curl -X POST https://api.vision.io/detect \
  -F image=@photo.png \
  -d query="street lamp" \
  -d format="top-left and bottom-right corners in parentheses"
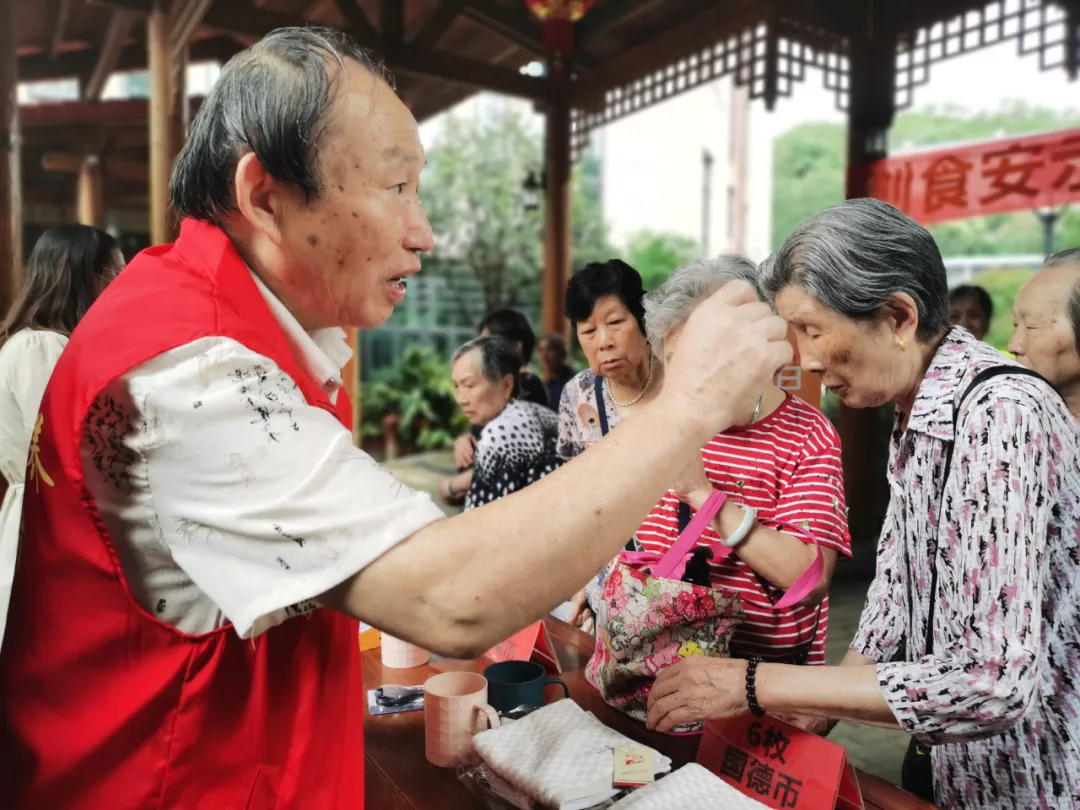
top-left (523, 169), bottom-right (545, 212)
top-left (1033, 205), bottom-right (1069, 258)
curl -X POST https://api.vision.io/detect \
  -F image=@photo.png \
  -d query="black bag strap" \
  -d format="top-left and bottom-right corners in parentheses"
top-left (594, 374), bottom-right (610, 436)
top-left (595, 374), bottom-right (639, 552)
top-left (918, 365), bottom-right (1054, 657)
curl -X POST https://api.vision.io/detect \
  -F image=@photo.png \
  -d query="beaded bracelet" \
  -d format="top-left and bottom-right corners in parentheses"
top-left (745, 657), bottom-right (766, 717)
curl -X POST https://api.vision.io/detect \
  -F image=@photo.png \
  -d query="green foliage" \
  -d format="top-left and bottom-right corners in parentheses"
top-left (361, 346), bottom-right (468, 450)
top-left (422, 105), bottom-right (615, 313)
top-left (623, 231), bottom-right (702, 290)
top-left (772, 101), bottom-right (1080, 252)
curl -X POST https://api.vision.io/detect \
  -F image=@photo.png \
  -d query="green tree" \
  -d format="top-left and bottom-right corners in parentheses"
top-left (623, 231), bottom-right (701, 290)
top-left (772, 101), bottom-right (1080, 252)
top-left (421, 106), bottom-right (614, 314)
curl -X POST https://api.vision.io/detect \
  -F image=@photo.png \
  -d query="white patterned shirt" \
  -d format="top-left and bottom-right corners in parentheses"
top-left (852, 328), bottom-right (1080, 809)
top-left (81, 272), bottom-right (446, 639)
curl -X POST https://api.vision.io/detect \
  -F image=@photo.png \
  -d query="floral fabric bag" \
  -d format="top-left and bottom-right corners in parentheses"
top-left (585, 491), bottom-right (823, 734)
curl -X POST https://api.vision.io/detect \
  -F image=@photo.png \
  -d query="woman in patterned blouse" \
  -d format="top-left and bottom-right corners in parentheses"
top-left (647, 199), bottom-right (1080, 810)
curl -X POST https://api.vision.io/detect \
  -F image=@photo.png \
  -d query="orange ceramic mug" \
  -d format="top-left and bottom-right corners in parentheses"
top-left (424, 671), bottom-right (501, 768)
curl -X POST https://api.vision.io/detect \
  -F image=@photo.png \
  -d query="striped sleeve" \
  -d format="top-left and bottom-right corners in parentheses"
top-left (771, 412), bottom-right (851, 556)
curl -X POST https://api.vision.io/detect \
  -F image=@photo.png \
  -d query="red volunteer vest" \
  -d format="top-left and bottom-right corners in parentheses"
top-left (0, 219), bottom-right (365, 809)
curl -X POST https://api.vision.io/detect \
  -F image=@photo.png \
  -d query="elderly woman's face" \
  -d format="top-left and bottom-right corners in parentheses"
top-left (452, 350), bottom-right (513, 427)
top-left (575, 295), bottom-right (648, 379)
top-left (949, 295), bottom-right (989, 340)
top-left (775, 285), bottom-right (906, 409)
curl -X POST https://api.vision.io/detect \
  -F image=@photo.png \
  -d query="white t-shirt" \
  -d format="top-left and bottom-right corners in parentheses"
top-left (81, 273), bottom-right (446, 638)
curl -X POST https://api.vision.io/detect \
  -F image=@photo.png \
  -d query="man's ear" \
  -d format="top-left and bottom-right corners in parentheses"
top-left (232, 152), bottom-right (285, 244)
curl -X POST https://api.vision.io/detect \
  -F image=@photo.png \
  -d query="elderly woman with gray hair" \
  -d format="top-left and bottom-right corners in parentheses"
top-left (647, 199), bottom-right (1080, 810)
top-left (612, 256), bottom-right (850, 666)
top-left (441, 336), bottom-right (563, 510)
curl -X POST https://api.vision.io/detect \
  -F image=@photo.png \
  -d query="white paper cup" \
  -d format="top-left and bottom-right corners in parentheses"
top-left (381, 634), bottom-right (430, 668)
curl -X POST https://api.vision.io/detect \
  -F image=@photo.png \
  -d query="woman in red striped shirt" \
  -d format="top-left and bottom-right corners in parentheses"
top-left (634, 256), bottom-right (850, 667)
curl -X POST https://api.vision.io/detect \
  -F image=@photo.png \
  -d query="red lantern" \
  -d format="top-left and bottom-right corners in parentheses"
top-left (524, 0), bottom-right (595, 22)
top-left (525, 0), bottom-right (595, 55)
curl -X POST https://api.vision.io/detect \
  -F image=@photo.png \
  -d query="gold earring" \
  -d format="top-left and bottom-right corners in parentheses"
top-left (898, 339), bottom-right (907, 352)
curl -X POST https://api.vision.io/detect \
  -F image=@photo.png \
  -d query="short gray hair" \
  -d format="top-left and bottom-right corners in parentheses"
top-left (643, 255), bottom-right (761, 357)
top-left (1044, 248), bottom-right (1080, 354)
top-left (452, 336), bottom-right (521, 396)
top-left (171, 27), bottom-right (392, 225)
top-left (761, 198), bottom-right (949, 340)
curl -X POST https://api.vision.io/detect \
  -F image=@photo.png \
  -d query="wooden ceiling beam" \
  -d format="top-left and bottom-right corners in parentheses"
top-left (462, 0), bottom-right (597, 69)
top-left (170, 0), bottom-right (216, 60)
top-left (21, 96), bottom-right (204, 128)
top-left (83, 10), bottom-right (140, 100)
top-left (50, 0), bottom-right (75, 58)
top-left (42, 151), bottom-right (149, 183)
top-left (19, 36), bottom-right (241, 83)
top-left (409, 0), bottom-right (465, 49)
top-left (575, 0), bottom-right (661, 47)
top-left (381, 0), bottom-right (404, 48)
top-left (335, 0), bottom-right (380, 47)
top-left (572, 1), bottom-right (768, 106)
top-left (92, 0), bottom-right (549, 101)
top-left (461, 0), bottom-right (543, 57)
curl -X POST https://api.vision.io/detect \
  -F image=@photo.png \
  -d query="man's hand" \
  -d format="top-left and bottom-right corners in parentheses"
top-left (454, 433), bottom-right (477, 469)
top-left (661, 281), bottom-right (792, 439)
top-left (671, 456), bottom-right (713, 512)
top-left (646, 657), bottom-right (750, 733)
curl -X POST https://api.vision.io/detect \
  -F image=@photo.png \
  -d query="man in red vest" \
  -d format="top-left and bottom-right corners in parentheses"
top-left (0, 27), bottom-right (791, 809)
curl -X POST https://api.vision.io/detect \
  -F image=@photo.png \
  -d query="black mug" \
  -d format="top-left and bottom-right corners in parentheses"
top-left (483, 661), bottom-right (569, 715)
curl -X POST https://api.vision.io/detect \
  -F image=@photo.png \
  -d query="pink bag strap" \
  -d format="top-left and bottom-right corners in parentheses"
top-left (649, 490), bottom-right (825, 611)
top-left (651, 491), bottom-right (727, 579)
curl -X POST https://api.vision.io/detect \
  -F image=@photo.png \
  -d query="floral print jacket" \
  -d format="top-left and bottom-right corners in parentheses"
top-left (851, 328), bottom-right (1080, 809)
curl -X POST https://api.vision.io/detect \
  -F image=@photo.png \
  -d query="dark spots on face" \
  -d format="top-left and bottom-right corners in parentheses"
top-left (351, 211), bottom-right (359, 218)
top-left (306, 234), bottom-right (319, 247)
top-left (366, 256), bottom-right (373, 261)
top-left (337, 184), bottom-right (345, 192)
top-left (830, 348), bottom-right (852, 366)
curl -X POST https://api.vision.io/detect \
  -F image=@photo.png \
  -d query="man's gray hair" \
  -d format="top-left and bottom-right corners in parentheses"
top-left (452, 336), bottom-right (522, 397)
top-left (643, 255), bottom-right (761, 358)
top-left (761, 198), bottom-right (950, 340)
top-left (1044, 247), bottom-right (1080, 354)
top-left (170, 27), bottom-right (392, 225)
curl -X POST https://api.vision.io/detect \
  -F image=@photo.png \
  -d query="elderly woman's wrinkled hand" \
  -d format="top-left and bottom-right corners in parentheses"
top-left (646, 656), bottom-right (750, 733)
top-left (662, 281), bottom-right (792, 438)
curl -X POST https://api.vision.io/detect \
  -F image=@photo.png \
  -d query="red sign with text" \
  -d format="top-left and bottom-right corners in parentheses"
top-left (866, 127), bottom-right (1080, 224)
top-left (485, 621), bottom-right (562, 674)
top-left (697, 715), bottom-right (863, 810)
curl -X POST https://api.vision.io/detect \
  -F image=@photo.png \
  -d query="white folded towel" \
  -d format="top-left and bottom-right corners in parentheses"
top-left (610, 763), bottom-right (769, 809)
top-left (472, 700), bottom-right (672, 810)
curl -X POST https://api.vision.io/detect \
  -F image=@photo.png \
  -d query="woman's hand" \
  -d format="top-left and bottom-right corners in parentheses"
top-left (671, 456), bottom-right (712, 511)
top-left (646, 657), bottom-right (749, 732)
top-left (566, 589), bottom-right (594, 631)
top-left (453, 433), bottom-right (477, 469)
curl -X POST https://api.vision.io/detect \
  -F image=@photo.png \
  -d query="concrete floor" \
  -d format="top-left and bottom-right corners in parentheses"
top-left (384, 450), bottom-right (908, 786)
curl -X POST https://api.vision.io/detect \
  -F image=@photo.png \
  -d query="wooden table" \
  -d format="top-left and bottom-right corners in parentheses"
top-left (363, 618), bottom-right (937, 809)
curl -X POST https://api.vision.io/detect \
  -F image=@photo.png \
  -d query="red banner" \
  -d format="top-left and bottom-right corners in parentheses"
top-left (866, 127), bottom-right (1080, 224)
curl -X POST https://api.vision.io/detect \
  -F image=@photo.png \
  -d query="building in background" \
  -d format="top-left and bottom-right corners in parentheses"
top-left (595, 78), bottom-right (773, 262)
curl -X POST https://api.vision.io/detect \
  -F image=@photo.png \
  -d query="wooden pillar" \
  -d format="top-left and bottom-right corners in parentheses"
top-left (542, 58), bottom-right (572, 338)
top-left (841, 6), bottom-right (898, 553)
top-left (76, 156), bottom-right (104, 228)
top-left (342, 327), bottom-right (364, 447)
top-left (148, 0), bottom-right (172, 245)
top-left (0, 0), bottom-right (22, 313)
top-left (167, 44), bottom-right (189, 241)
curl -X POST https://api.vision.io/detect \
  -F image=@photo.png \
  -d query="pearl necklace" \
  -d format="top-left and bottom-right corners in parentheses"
top-left (607, 359), bottom-right (654, 408)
